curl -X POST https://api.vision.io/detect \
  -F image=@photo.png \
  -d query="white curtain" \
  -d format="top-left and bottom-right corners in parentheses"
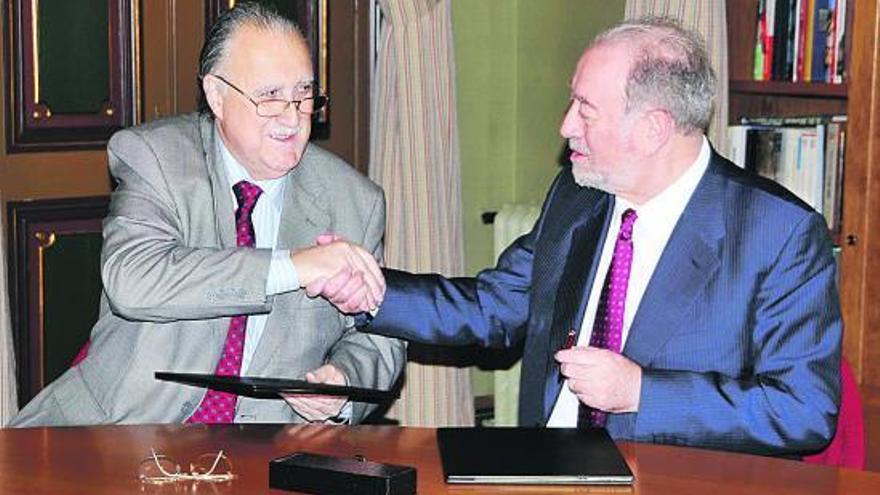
top-left (369, 0), bottom-right (473, 426)
top-left (0, 192), bottom-right (19, 426)
top-left (625, 0), bottom-right (729, 153)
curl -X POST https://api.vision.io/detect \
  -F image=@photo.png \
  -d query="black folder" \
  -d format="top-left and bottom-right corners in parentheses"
top-left (155, 372), bottom-right (395, 403)
top-left (436, 427), bottom-right (634, 485)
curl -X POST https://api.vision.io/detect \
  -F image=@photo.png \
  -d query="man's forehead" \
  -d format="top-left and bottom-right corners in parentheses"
top-left (256, 78), bottom-right (317, 89)
top-left (569, 46), bottom-right (630, 101)
top-left (222, 27), bottom-right (314, 86)
top-left (567, 63), bottom-right (598, 109)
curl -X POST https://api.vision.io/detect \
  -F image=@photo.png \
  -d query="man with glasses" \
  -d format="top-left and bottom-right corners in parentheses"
top-left (11, 2), bottom-right (403, 427)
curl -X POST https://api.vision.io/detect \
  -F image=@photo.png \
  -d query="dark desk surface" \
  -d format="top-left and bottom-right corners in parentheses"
top-left (1, 424), bottom-right (878, 494)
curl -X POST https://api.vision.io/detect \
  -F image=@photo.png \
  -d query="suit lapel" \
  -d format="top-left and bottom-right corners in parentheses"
top-left (623, 155), bottom-right (727, 365)
top-left (541, 191), bottom-right (612, 419)
top-left (198, 117), bottom-right (241, 348)
top-left (201, 117), bottom-right (237, 249)
top-left (275, 148), bottom-right (333, 251)
top-left (246, 147), bottom-right (333, 375)
top-left (548, 199), bottom-right (613, 348)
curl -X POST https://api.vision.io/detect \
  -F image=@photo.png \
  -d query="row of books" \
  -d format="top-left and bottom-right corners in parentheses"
top-left (726, 115), bottom-right (846, 232)
top-left (752, 0), bottom-right (847, 83)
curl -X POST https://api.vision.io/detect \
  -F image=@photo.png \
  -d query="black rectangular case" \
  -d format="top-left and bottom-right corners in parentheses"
top-left (269, 452), bottom-right (416, 494)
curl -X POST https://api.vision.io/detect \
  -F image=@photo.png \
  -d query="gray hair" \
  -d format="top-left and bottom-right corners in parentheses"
top-left (197, 1), bottom-right (305, 115)
top-left (593, 17), bottom-right (716, 134)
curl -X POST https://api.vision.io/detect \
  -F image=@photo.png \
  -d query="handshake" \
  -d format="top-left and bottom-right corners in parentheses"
top-left (291, 234), bottom-right (385, 314)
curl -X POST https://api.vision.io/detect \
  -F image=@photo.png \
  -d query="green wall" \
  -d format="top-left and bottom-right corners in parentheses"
top-left (452, 0), bottom-right (625, 399)
top-left (453, 0), bottom-right (624, 276)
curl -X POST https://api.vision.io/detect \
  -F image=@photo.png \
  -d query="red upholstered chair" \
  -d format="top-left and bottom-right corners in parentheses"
top-left (70, 341), bottom-right (91, 367)
top-left (804, 357), bottom-right (866, 470)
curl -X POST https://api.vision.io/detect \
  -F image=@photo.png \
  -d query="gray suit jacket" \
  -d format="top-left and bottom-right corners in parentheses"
top-left (11, 113), bottom-right (405, 426)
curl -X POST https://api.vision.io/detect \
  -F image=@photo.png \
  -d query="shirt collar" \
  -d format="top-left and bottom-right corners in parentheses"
top-left (217, 132), bottom-right (286, 211)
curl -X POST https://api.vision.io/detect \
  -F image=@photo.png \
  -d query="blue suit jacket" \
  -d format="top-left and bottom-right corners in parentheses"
top-left (368, 152), bottom-right (841, 456)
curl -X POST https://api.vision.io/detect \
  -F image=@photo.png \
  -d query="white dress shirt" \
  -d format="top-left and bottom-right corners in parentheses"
top-left (547, 138), bottom-right (711, 427)
top-left (219, 140), bottom-right (300, 373)
top-left (221, 140), bottom-right (354, 422)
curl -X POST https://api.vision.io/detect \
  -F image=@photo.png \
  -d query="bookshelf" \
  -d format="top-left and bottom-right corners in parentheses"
top-left (727, 0), bottom-right (880, 388)
top-left (728, 80), bottom-right (847, 98)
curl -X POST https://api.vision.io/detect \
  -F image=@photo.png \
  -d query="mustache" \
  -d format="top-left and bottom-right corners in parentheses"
top-left (269, 125), bottom-right (305, 136)
top-left (567, 141), bottom-right (589, 155)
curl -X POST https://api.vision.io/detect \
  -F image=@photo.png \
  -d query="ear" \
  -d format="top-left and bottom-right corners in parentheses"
top-left (203, 75), bottom-right (225, 119)
top-left (638, 108), bottom-right (674, 155)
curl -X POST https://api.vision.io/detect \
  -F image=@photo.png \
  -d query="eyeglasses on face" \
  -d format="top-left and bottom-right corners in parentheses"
top-left (211, 74), bottom-right (328, 118)
top-left (137, 448), bottom-right (237, 485)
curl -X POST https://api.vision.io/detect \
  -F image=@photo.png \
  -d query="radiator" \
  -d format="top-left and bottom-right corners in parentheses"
top-left (492, 203), bottom-right (540, 426)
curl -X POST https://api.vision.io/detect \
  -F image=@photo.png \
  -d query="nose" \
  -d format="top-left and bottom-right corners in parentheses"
top-left (559, 101), bottom-right (581, 140)
top-left (274, 101), bottom-right (304, 127)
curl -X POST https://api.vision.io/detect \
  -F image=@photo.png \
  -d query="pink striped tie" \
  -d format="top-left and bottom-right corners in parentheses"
top-left (187, 180), bottom-right (262, 423)
top-left (578, 208), bottom-right (637, 428)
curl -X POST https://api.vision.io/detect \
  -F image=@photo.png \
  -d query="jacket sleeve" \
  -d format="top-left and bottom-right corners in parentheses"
top-left (360, 173), bottom-right (568, 350)
top-left (363, 230), bottom-right (536, 350)
top-left (627, 212), bottom-right (842, 456)
top-left (101, 129), bottom-right (273, 322)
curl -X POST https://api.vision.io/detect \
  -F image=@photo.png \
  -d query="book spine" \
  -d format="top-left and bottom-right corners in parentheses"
top-left (727, 125), bottom-right (751, 168)
top-left (832, 126), bottom-right (846, 230)
top-left (803, 0), bottom-right (816, 81)
top-left (755, 0), bottom-right (767, 80)
top-left (833, 0), bottom-right (847, 83)
top-left (795, 0), bottom-right (808, 81)
top-left (811, 125), bottom-right (825, 213)
top-left (822, 121), bottom-right (841, 229)
top-left (766, 0), bottom-right (777, 79)
top-left (827, 0), bottom-right (838, 82)
top-left (811, 0), bottom-right (831, 82)
top-left (773, 0), bottom-right (792, 80)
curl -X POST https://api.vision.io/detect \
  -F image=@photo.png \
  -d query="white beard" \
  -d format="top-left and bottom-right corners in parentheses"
top-left (572, 162), bottom-right (610, 192)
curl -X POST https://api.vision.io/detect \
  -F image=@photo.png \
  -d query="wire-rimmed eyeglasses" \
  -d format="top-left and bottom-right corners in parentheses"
top-left (211, 74), bottom-right (328, 118)
top-left (137, 448), bottom-right (237, 484)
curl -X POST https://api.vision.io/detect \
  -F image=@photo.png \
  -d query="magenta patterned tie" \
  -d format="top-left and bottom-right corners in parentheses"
top-left (578, 208), bottom-right (637, 428)
top-left (187, 180), bottom-right (262, 424)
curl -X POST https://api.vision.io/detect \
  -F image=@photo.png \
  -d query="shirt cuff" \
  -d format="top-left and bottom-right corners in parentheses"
top-left (329, 401), bottom-right (353, 424)
top-left (266, 249), bottom-right (300, 295)
top-left (354, 307), bottom-right (379, 327)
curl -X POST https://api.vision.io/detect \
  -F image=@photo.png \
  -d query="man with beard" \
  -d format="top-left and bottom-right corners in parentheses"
top-left (317, 17), bottom-right (841, 456)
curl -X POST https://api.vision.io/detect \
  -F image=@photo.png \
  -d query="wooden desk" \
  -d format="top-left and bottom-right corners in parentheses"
top-left (0, 424), bottom-right (878, 494)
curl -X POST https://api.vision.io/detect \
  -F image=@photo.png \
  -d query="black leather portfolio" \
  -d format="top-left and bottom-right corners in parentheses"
top-left (155, 372), bottom-right (395, 403)
top-left (269, 452), bottom-right (416, 494)
top-left (436, 427), bottom-right (634, 485)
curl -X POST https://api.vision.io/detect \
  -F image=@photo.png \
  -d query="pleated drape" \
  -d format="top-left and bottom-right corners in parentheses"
top-left (369, 0), bottom-right (473, 426)
top-left (625, 0), bottom-right (729, 153)
top-left (0, 191), bottom-right (19, 426)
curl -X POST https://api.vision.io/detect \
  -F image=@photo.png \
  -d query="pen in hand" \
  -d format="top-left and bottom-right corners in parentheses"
top-left (558, 329), bottom-right (577, 384)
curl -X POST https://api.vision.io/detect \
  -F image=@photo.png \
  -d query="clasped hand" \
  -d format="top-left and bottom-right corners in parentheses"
top-left (292, 234), bottom-right (385, 314)
top-left (556, 346), bottom-right (642, 413)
